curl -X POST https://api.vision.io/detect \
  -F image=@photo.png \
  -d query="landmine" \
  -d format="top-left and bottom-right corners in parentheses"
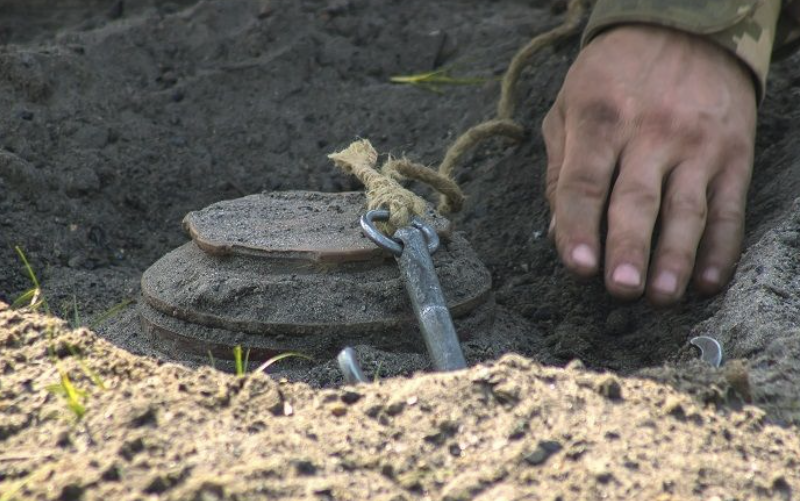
top-left (139, 191), bottom-right (494, 363)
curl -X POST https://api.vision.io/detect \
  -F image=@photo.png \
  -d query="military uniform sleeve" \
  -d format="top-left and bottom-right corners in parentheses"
top-left (775, 0), bottom-right (800, 57)
top-left (581, 0), bottom-right (782, 102)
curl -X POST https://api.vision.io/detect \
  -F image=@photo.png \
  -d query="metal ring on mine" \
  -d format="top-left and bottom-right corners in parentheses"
top-left (360, 209), bottom-right (440, 256)
top-left (361, 209), bottom-right (403, 255)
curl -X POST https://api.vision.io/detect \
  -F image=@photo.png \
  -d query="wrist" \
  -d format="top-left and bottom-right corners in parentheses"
top-left (582, 0), bottom-right (781, 103)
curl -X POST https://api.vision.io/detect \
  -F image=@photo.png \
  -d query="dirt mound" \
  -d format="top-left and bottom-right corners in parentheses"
top-left (2, 305), bottom-right (799, 500)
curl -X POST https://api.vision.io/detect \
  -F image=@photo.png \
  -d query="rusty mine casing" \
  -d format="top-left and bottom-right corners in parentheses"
top-left (139, 191), bottom-right (494, 361)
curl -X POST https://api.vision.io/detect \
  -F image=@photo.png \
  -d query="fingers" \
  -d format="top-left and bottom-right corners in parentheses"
top-left (646, 163), bottom-right (710, 305)
top-left (552, 107), bottom-right (619, 277)
top-left (692, 159), bottom-right (751, 295)
top-left (603, 144), bottom-right (668, 299)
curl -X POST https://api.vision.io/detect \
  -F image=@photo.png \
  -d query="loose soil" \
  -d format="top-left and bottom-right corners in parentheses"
top-left (1, 0), bottom-right (799, 499)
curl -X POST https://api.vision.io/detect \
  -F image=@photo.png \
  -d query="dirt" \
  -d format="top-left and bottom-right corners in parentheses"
top-left (1, 0), bottom-right (800, 499)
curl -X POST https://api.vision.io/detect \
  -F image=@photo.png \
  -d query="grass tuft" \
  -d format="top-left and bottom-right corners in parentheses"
top-left (233, 345), bottom-right (250, 377)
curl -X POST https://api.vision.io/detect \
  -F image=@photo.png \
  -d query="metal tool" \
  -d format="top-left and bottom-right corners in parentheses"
top-left (690, 336), bottom-right (723, 368)
top-left (337, 347), bottom-right (368, 384)
top-left (362, 209), bottom-right (467, 371)
top-left (336, 209), bottom-right (467, 383)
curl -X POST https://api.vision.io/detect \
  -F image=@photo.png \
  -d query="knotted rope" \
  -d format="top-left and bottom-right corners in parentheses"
top-left (329, 0), bottom-right (588, 234)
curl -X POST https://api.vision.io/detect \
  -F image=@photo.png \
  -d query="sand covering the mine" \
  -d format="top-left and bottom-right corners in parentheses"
top-left (1, 303), bottom-right (798, 500)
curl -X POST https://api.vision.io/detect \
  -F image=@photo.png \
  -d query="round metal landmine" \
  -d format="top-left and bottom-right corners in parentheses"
top-left (139, 191), bottom-right (493, 361)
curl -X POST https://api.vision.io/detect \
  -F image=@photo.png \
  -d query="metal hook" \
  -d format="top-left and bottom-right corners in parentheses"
top-left (360, 209), bottom-right (439, 256)
top-left (690, 336), bottom-right (723, 368)
top-left (337, 347), bottom-right (369, 384)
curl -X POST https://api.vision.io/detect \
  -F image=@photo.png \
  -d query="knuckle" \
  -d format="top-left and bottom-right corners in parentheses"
top-left (657, 246), bottom-right (696, 272)
top-left (662, 191), bottom-right (707, 221)
top-left (558, 169), bottom-right (608, 201)
top-left (610, 180), bottom-right (660, 213)
top-left (608, 234), bottom-right (648, 258)
top-left (679, 125), bottom-right (706, 148)
top-left (645, 108), bottom-right (708, 148)
top-left (574, 98), bottom-right (623, 129)
top-left (708, 205), bottom-right (744, 226)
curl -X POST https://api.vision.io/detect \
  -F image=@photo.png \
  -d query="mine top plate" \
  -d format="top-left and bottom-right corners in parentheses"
top-left (183, 191), bottom-right (452, 262)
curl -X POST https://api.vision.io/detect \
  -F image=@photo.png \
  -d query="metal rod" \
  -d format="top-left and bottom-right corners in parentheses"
top-left (394, 225), bottom-right (467, 371)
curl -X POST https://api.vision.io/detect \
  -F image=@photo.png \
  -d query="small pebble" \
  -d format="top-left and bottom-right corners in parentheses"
top-left (663, 396), bottom-right (686, 420)
top-left (604, 309), bottom-right (633, 335)
top-left (565, 359), bottom-right (585, 371)
top-left (340, 390), bottom-right (361, 405)
top-left (595, 375), bottom-right (622, 400)
top-left (385, 401), bottom-right (405, 416)
top-left (522, 440), bottom-right (562, 466)
top-left (56, 430), bottom-right (72, 448)
top-left (330, 404), bottom-right (347, 417)
top-left (60, 483), bottom-right (84, 501)
top-left (724, 359), bottom-right (752, 403)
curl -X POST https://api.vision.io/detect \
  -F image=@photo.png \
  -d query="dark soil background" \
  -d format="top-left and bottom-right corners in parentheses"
top-left (1, 0), bottom-right (800, 499)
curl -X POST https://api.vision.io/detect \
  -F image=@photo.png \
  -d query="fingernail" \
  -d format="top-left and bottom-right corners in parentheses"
top-left (571, 244), bottom-right (596, 270)
top-left (611, 264), bottom-right (641, 288)
top-left (548, 215), bottom-right (556, 236)
top-left (653, 271), bottom-right (678, 295)
top-left (702, 267), bottom-right (721, 286)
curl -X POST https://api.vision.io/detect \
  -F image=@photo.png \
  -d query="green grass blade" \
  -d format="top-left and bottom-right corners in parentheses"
top-left (390, 66), bottom-right (493, 93)
top-left (71, 295), bottom-right (81, 328)
top-left (59, 370), bottom-right (86, 420)
top-left (14, 246), bottom-right (40, 289)
top-left (46, 367), bottom-right (87, 420)
top-left (0, 471), bottom-right (36, 501)
top-left (12, 246), bottom-right (48, 314)
top-left (233, 345), bottom-right (244, 377)
top-left (10, 289), bottom-right (37, 309)
top-left (88, 298), bottom-right (134, 329)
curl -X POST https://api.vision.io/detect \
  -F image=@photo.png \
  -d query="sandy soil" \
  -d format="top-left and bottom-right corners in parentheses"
top-left (1, 0), bottom-right (800, 499)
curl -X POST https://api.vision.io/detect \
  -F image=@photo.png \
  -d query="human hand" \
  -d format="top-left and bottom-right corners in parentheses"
top-left (542, 24), bottom-right (757, 305)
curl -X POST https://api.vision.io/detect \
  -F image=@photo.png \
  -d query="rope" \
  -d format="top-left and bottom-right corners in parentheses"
top-left (497, 0), bottom-right (587, 120)
top-left (328, 140), bottom-right (428, 232)
top-left (330, 0), bottom-right (588, 233)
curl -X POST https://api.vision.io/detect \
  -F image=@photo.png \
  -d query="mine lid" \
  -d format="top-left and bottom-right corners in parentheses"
top-left (183, 191), bottom-right (452, 262)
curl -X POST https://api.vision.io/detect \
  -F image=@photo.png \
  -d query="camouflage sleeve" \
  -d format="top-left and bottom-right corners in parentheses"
top-left (775, 0), bottom-right (800, 57)
top-left (582, 0), bottom-right (782, 102)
